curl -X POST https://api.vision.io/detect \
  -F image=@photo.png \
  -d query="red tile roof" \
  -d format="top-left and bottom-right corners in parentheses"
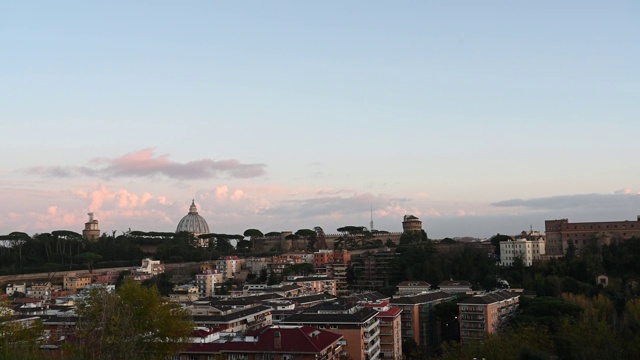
top-left (182, 326), bottom-right (342, 354)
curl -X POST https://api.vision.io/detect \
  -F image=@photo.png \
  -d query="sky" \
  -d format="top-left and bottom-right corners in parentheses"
top-left (1, 1), bottom-right (639, 239)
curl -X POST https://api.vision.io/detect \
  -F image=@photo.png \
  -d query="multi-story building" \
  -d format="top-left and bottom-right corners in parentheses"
top-left (437, 280), bottom-right (472, 294)
top-left (178, 325), bottom-right (344, 360)
top-left (93, 270), bottom-right (120, 284)
top-left (195, 270), bottom-right (224, 298)
top-left (281, 302), bottom-right (381, 360)
top-left (458, 290), bottom-right (520, 344)
top-left (500, 236), bottom-right (545, 267)
top-left (169, 285), bottom-right (200, 302)
top-left (5, 283), bottom-right (26, 297)
top-left (216, 256), bottom-right (244, 280)
top-left (545, 216), bottom-right (640, 256)
top-left (314, 249), bottom-right (351, 267)
top-left (63, 274), bottom-right (92, 293)
top-left (396, 281), bottom-right (432, 296)
top-left (192, 305), bottom-right (273, 333)
top-left (390, 291), bottom-right (455, 350)
top-left (363, 302), bottom-right (403, 360)
top-left (351, 250), bottom-right (397, 292)
top-left (26, 282), bottom-right (52, 300)
top-left (136, 258), bottom-right (164, 276)
top-left (244, 257), bottom-right (270, 275)
top-left (283, 275), bottom-right (337, 296)
top-left (323, 262), bottom-right (350, 295)
top-left (268, 255), bottom-right (298, 275)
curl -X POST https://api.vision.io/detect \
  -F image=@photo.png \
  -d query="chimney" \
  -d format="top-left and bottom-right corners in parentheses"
top-left (274, 331), bottom-right (281, 350)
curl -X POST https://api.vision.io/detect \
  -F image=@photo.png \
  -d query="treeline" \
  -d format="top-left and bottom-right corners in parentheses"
top-left (500, 237), bottom-right (640, 301)
top-left (0, 230), bottom-right (253, 276)
top-left (389, 240), bottom-right (497, 291)
top-left (437, 294), bottom-right (640, 360)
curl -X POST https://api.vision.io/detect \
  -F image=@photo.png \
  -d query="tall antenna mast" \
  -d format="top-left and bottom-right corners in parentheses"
top-left (370, 206), bottom-right (374, 231)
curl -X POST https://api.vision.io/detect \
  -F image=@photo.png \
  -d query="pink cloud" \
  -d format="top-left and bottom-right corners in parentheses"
top-left (25, 148), bottom-right (266, 180)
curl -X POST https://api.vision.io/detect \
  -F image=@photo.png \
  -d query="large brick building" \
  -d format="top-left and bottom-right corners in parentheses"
top-left (545, 216), bottom-right (640, 256)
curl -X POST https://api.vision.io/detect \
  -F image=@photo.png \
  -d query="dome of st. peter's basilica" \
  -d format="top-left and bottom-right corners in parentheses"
top-left (176, 200), bottom-right (210, 237)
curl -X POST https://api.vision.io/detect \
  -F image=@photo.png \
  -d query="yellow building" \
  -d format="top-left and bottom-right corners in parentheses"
top-left (63, 273), bottom-right (92, 293)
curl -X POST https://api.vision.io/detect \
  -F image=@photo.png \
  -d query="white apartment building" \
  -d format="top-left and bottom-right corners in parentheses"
top-left (136, 258), bottom-right (165, 275)
top-left (500, 238), bottom-right (545, 267)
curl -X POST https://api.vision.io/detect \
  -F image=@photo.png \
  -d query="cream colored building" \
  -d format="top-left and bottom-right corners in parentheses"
top-left (195, 270), bottom-right (224, 297)
top-left (169, 285), bottom-right (200, 302)
top-left (500, 237), bottom-right (545, 267)
top-left (136, 258), bottom-right (165, 275)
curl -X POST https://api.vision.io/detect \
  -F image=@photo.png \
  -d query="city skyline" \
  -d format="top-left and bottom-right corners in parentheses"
top-left (1, 2), bottom-right (639, 238)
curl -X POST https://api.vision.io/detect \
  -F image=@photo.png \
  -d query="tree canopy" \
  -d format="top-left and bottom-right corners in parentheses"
top-left (74, 280), bottom-right (193, 360)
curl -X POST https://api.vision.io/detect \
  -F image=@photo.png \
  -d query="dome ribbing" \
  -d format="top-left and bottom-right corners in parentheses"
top-left (176, 200), bottom-right (210, 236)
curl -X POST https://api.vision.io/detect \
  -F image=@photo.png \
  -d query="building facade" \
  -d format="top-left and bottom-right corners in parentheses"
top-left (390, 291), bottom-right (455, 350)
top-left (402, 215), bottom-right (423, 233)
top-left (82, 213), bottom-right (100, 241)
top-left (281, 303), bottom-right (381, 360)
top-left (500, 233), bottom-right (545, 267)
top-left (545, 216), bottom-right (640, 256)
top-left (458, 290), bottom-right (520, 344)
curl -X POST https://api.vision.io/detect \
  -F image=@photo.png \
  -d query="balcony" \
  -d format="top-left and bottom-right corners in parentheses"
top-left (363, 319), bottom-right (380, 332)
top-left (364, 328), bottom-right (380, 343)
top-left (365, 343), bottom-right (381, 359)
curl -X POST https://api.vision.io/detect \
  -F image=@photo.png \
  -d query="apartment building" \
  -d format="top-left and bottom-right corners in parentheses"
top-left (390, 291), bottom-right (455, 350)
top-left (63, 274), bottom-right (92, 294)
top-left (216, 256), bottom-right (244, 280)
top-left (363, 302), bottom-right (403, 360)
top-left (283, 275), bottom-right (337, 296)
top-left (350, 251), bottom-right (397, 292)
top-left (195, 270), bottom-right (224, 298)
top-left (178, 325), bottom-right (344, 360)
top-left (26, 282), bottom-right (53, 300)
top-left (169, 285), bottom-right (200, 302)
top-left (281, 302), bottom-right (381, 360)
top-left (137, 258), bottom-right (165, 276)
top-left (313, 249), bottom-right (351, 267)
top-left (500, 238), bottom-right (545, 267)
top-left (396, 281), bottom-right (432, 296)
top-left (437, 280), bottom-right (472, 294)
top-left (458, 290), bottom-right (520, 343)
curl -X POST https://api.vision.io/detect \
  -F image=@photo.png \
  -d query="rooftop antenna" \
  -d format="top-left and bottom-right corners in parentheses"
top-left (370, 206), bottom-right (374, 231)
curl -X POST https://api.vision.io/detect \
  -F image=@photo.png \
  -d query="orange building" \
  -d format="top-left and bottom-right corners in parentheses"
top-left (313, 249), bottom-right (351, 267)
top-left (63, 274), bottom-right (92, 293)
top-left (458, 290), bottom-right (520, 343)
top-left (363, 302), bottom-right (403, 360)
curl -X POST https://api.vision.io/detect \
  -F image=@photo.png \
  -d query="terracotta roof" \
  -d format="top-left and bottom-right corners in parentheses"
top-left (183, 326), bottom-right (342, 354)
top-left (376, 307), bottom-right (402, 317)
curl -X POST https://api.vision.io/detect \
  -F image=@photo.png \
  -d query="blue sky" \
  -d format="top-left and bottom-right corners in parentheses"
top-left (1, 1), bottom-right (639, 238)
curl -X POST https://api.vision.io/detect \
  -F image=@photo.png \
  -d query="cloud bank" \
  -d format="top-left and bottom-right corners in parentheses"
top-left (26, 149), bottom-right (266, 180)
